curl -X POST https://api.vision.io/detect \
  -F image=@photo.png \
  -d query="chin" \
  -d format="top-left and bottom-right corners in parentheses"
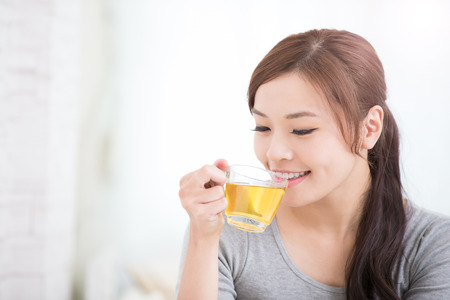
top-left (280, 194), bottom-right (309, 208)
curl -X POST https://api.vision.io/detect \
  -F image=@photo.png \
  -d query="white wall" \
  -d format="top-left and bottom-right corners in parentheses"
top-left (78, 0), bottom-right (450, 297)
top-left (0, 0), bottom-right (80, 299)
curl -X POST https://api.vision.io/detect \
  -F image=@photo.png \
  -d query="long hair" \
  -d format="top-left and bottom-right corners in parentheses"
top-left (248, 29), bottom-right (406, 299)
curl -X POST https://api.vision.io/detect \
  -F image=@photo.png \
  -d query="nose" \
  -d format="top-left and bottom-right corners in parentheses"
top-left (266, 131), bottom-right (294, 162)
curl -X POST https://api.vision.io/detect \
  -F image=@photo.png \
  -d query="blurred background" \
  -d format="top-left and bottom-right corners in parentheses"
top-left (1, 0), bottom-right (449, 299)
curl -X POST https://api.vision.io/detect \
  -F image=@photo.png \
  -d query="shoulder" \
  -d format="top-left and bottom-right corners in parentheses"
top-left (218, 221), bottom-right (249, 280)
top-left (218, 220), bottom-right (279, 280)
top-left (404, 202), bottom-right (450, 247)
top-left (219, 220), bottom-right (249, 257)
top-left (400, 202), bottom-right (450, 297)
top-left (219, 219), bottom-right (280, 257)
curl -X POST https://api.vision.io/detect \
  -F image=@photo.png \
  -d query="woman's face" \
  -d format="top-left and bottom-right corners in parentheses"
top-left (252, 72), bottom-right (368, 207)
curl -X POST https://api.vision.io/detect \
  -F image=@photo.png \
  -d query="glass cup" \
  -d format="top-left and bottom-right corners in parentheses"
top-left (225, 165), bottom-right (288, 233)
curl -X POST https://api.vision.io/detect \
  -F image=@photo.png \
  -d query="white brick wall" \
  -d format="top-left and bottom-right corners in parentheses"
top-left (0, 0), bottom-right (80, 299)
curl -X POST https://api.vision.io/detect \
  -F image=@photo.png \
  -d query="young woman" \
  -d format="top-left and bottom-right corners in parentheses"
top-left (176, 29), bottom-right (450, 299)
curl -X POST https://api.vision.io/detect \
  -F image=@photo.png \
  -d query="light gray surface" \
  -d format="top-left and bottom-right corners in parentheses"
top-left (177, 202), bottom-right (450, 299)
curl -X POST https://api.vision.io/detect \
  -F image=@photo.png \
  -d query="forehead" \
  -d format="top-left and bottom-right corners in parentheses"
top-left (253, 72), bottom-right (333, 119)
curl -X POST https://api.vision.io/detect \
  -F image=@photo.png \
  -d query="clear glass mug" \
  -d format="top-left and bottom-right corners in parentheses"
top-left (225, 165), bottom-right (288, 233)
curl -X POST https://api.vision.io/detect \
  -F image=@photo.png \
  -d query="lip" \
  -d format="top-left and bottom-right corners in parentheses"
top-left (271, 169), bottom-right (310, 188)
top-left (287, 172), bottom-right (309, 187)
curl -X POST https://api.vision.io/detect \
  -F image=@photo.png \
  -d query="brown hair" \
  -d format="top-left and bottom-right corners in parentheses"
top-left (248, 29), bottom-right (406, 299)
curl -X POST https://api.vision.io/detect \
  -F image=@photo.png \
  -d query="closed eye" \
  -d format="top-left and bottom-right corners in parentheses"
top-left (292, 128), bottom-right (317, 135)
top-left (252, 126), bottom-right (270, 132)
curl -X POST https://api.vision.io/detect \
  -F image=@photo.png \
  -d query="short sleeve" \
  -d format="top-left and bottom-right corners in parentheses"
top-left (218, 249), bottom-right (238, 299)
top-left (403, 217), bottom-right (450, 299)
top-left (175, 222), bottom-right (247, 300)
top-left (218, 223), bottom-right (248, 299)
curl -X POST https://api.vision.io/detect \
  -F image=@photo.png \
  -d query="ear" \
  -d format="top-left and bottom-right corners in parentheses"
top-left (361, 105), bottom-right (383, 150)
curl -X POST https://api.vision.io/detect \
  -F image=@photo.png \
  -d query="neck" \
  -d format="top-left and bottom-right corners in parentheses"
top-left (277, 156), bottom-right (371, 240)
top-left (277, 196), bottom-right (363, 240)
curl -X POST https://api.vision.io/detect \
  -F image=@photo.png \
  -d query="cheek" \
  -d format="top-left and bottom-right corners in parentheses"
top-left (253, 135), bottom-right (268, 163)
top-left (310, 138), bottom-right (356, 177)
top-left (302, 134), bottom-right (352, 169)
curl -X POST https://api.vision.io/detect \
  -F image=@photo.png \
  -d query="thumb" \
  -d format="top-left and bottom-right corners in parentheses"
top-left (214, 158), bottom-right (229, 172)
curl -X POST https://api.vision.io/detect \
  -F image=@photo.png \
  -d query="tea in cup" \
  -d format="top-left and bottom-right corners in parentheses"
top-left (225, 165), bottom-right (288, 233)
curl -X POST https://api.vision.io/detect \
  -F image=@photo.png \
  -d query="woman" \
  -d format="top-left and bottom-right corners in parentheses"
top-left (176, 29), bottom-right (450, 299)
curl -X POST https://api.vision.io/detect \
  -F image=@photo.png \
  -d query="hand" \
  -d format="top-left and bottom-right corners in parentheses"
top-left (179, 159), bottom-right (229, 240)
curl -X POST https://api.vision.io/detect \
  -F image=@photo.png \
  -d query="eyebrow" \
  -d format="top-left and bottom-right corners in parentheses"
top-left (252, 108), bottom-right (318, 119)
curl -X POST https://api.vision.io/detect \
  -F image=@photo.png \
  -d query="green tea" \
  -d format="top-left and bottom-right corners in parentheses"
top-left (225, 183), bottom-right (285, 232)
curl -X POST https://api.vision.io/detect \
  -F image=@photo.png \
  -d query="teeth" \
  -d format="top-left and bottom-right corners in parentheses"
top-left (274, 171), bottom-right (309, 179)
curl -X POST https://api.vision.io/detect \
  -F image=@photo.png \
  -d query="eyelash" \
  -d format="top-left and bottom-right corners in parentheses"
top-left (252, 126), bottom-right (270, 132)
top-left (292, 128), bottom-right (317, 135)
top-left (252, 126), bottom-right (317, 136)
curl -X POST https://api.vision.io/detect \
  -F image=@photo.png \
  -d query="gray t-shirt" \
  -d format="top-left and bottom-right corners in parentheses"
top-left (177, 202), bottom-right (450, 299)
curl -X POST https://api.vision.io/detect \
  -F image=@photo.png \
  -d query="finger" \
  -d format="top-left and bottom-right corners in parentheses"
top-left (194, 165), bottom-right (227, 187)
top-left (214, 159), bottom-right (229, 172)
top-left (179, 170), bottom-right (195, 187)
top-left (197, 197), bottom-right (228, 221)
top-left (200, 185), bottom-right (226, 204)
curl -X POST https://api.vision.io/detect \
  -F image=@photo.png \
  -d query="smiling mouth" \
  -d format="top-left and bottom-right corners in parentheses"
top-left (273, 170), bottom-right (311, 180)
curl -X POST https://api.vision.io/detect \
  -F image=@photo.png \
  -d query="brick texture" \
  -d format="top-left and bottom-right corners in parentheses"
top-left (0, 0), bottom-right (80, 299)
